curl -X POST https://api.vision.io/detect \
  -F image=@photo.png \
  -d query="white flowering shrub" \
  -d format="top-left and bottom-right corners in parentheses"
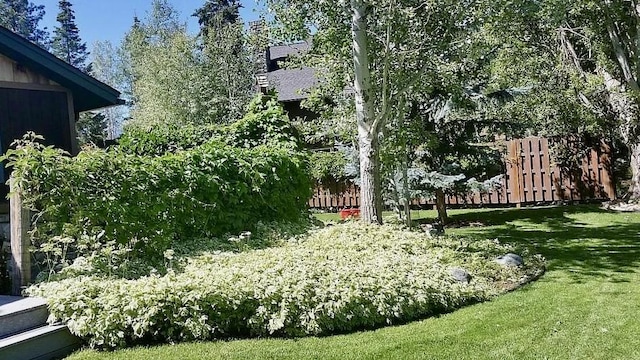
top-left (27, 223), bottom-right (544, 348)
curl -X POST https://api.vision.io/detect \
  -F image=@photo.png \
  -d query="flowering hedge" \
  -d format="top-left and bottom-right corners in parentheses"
top-left (27, 223), bottom-right (545, 348)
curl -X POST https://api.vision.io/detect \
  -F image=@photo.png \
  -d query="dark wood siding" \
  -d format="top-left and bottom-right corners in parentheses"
top-left (0, 88), bottom-right (72, 199)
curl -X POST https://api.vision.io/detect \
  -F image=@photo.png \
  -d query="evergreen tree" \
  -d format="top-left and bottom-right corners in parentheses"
top-left (196, 0), bottom-right (253, 122)
top-left (76, 112), bottom-right (107, 147)
top-left (51, 0), bottom-right (89, 71)
top-left (194, 0), bottom-right (241, 36)
top-left (0, 0), bottom-right (49, 48)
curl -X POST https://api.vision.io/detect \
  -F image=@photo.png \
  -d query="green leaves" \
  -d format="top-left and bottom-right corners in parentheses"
top-left (123, 0), bottom-right (254, 129)
top-left (51, 0), bottom-right (89, 70)
top-left (27, 222), bottom-right (544, 348)
top-left (308, 150), bottom-right (349, 184)
top-left (118, 92), bottom-right (302, 156)
top-left (3, 130), bottom-right (311, 278)
top-left (0, 0), bottom-right (49, 48)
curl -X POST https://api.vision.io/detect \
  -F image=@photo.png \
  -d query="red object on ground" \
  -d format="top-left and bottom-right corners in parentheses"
top-left (339, 208), bottom-right (360, 220)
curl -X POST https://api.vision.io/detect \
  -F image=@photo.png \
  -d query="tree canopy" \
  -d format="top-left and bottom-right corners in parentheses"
top-left (193, 0), bottom-right (242, 35)
top-left (52, 0), bottom-right (89, 71)
top-left (0, 0), bottom-right (49, 47)
top-left (123, 0), bottom-right (253, 129)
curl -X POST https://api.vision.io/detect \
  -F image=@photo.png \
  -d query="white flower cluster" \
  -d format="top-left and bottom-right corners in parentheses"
top-left (27, 223), bottom-right (543, 348)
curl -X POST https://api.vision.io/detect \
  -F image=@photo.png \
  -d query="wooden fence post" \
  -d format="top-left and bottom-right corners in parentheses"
top-left (10, 177), bottom-right (30, 296)
top-left (507, 140), bottom-right (522, 208)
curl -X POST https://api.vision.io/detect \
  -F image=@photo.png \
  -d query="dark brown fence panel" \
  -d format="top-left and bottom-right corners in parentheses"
top-left (308, 137), bottom-right (615, 209)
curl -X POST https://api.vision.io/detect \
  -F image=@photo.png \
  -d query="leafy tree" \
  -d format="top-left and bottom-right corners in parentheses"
top-left (386, 88), bottom-right (514, 225)
top-left (0, 0), bottom-right (49, 47)
top-left (51, 0), bottom-right (89, 71)
top-left (89, 40), bottom-right (128, 139)
top-left (466, 0), bottom-right (640, 201)
top-left (123, 1), bottom-right (201, 128)
top-left (198, 0), bottom-right (253, 123)
top-left (267, 0), bottom-right (488, 223)
top-left (555, 0), bottom-right (640, 201)
top-left (126, 29), bottom-right (209, 128)
top-left (141, 0), bottom-right (184, 44)
top-left (123, 0), bottom-right (253, 129)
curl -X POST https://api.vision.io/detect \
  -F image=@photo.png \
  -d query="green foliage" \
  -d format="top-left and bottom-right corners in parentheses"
top-left (126, 28), bottom-right (217, 128)
top-left (63, 207), bottom-right (640, 360)
top-left (194, 0), bottom-right (242, 35)
top-left (118, 92), bottom-right (301, 156)
top-left (27, 222), bottom-right (544, 348)
top-left (123, 0), bottom-right (253, 129)
top-left (76, 112), bottom-right (107, 147)
top-left (117, 123), bottom-right (220, 156)
top-left (199, 19), bottom-right (254, 124)
top-left (89, 40), bottom-right (129, 138)
top-left (308, 151), bottom-right (348, 184)
top-left (0, 0), bottom-right (49, 47)
top-left (225, 92), bottom-right (301, 148)
top-left (51, 0), bottom-right (89, 71)
top-left (2, 132), bottom-right (311, 277)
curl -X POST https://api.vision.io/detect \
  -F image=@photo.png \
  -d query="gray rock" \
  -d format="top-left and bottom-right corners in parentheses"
top-left (495, 253), bottom-right (524, 267)
top-left (450, 268), bottom-right (472, 283)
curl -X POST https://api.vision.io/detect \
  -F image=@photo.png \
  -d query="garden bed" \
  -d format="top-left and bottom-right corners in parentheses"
top-left (27, 222), bottom-right (545, 349)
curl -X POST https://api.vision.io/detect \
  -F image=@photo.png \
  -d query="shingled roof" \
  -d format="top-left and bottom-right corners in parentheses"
top-left (267, 66), bottom-right (318, 102)
top-left (0, 25), bottom-right (122, 112)
top-left (265, 41), bottom-right (318, 103)
top-left (268, 42), bottom-right (310, 61)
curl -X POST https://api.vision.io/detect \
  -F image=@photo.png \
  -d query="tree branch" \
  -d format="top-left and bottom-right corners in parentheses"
top-left (372, 18), bottom-right (392, 134)
top-left (604, 0), bottom-right (640, 91)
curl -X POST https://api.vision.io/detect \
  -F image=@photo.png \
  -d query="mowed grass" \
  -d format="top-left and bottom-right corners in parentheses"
top-left (67, 205), bottom-right (640, 360)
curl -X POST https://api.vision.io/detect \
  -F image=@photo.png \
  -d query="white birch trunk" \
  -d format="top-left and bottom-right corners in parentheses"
top-left (351, 0), bottom-right (382, 223)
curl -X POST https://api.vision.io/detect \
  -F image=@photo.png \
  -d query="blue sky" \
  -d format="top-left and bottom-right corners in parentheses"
top-left (35, 0), bottom-right (262, 50)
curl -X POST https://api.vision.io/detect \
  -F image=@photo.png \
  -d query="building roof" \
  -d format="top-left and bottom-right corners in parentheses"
top-left (268, 42), bottom-right (310, 61)
top-left (0, 26), bottom-right (122, 112)
top-left (265, 41), bottom-right (318, 102)
top-left (267, 66), bottom-right (318, 102)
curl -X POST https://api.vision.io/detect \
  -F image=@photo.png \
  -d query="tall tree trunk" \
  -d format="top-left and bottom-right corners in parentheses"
top-left (351, 0), bottom-right (382, 224)
top-left (435, 189), bottom-right (448, 225)
top-left (629, 143), bottom-right (640, 200)
top-left (401, 152), bottom-right (411, 228)
top-left (602, 70), bottom-right (640, 200)
top-left (358, 130), bottom-right (383, 223)
top-left (390, 172), bottom-right (402, 220)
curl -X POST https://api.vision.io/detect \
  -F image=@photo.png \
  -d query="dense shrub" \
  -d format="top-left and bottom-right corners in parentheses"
top-left (308, 150), bottom-right (349, 184)
top-left (3, 133), bottom-right (311, 274)
top-left (118, 92), bottom-right (300, 156)
top-left (27, 223), bottom-right (545, 348)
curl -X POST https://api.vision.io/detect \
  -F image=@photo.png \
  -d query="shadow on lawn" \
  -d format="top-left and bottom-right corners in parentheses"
top-left (448, 205), bottom-right (640, 282)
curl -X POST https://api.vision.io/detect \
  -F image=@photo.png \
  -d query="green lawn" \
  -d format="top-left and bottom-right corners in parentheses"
top-left (67, 205), bottom-right (640, 360)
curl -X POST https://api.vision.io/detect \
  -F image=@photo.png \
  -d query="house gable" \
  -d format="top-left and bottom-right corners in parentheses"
top-left (0, 53), bottom-right (61, 87)
top-left (0, 25), bottom-right (122, 112)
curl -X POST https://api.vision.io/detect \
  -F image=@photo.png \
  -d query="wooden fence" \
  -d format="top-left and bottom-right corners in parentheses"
top-left (308, 137), bottom-right (616, 209)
